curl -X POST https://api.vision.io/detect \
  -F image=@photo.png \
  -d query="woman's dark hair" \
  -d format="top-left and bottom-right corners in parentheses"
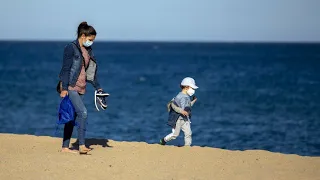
top-left (77, 21), bottom-right (97, 38)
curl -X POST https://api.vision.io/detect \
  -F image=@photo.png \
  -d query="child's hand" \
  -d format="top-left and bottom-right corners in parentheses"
top-left (181, 110), bottom-right (189, 116)
top-left (191, 96), bottom-right (197, 103)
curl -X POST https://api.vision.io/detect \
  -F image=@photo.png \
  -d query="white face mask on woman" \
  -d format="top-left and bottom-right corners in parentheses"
top-left (83, 39), bottom-right (93, 47)
top-left (187, 88), bottom-right (195, 96)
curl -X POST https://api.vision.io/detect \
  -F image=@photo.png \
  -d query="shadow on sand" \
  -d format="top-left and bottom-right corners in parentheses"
top-left (71, 138), bottom-right (112, 150)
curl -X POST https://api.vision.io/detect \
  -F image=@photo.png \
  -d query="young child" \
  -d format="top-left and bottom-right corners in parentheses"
top-left (160, 77), bottom-right (198, 146)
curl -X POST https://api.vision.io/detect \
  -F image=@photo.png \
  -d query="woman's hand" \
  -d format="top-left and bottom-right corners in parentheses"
top-left (60, 90), bottom-right (68, 98)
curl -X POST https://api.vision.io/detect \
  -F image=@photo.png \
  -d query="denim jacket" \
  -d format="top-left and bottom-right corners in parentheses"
top-left (59, 40), bottom-right (101, 91)
top-left (167, 100), bottom-right (192, 128)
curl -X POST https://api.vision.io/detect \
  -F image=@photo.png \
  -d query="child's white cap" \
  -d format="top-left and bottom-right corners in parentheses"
top-left (181, 77), bottom-right (198, 89)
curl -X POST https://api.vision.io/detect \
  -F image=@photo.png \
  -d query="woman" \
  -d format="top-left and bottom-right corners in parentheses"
top-left (58, 21), bottom-right (107, 154)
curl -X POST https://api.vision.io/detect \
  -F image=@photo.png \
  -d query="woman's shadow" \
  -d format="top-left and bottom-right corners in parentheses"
top-left (71, 138), bottom-right (112, 150)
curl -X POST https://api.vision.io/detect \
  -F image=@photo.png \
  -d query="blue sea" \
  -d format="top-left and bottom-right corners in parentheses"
top-left (0, 41), bottom-right (319, 156)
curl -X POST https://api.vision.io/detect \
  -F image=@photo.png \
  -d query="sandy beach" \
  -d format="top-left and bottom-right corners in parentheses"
top-left (0, 133), bottom-right (319, 180)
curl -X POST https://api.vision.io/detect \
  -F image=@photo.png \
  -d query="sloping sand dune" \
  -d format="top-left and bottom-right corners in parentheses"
top-left (0, 133), bottom-right (319, 180)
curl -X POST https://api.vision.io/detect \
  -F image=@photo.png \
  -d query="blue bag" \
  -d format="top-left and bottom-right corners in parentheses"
top-left (54, 95), bottom-right (76, 136)
top-left (57, 95), bottom-right (76, 126)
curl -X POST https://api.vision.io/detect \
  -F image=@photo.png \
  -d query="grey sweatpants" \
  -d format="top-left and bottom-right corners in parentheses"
top-left (164, 117), bottom-right (192, 146)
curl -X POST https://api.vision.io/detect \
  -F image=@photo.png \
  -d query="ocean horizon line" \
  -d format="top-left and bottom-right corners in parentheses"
top-left (0, 39), bottom-right (319, 45)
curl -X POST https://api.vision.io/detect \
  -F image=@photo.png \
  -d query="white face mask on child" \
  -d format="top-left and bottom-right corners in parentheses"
top-left (187, 88), bottom-right (195, 96)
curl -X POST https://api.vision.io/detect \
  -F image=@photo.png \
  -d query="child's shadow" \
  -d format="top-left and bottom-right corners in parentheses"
top-left (71, 138), bottom-right (113, 150)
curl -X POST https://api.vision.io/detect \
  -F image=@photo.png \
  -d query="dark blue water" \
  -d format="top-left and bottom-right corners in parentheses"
top-left (0, 41), bottom-right (319, 156)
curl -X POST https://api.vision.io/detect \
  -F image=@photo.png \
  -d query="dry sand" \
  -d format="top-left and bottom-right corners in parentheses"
top-left (0, 133), bottom-right (319, 180)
